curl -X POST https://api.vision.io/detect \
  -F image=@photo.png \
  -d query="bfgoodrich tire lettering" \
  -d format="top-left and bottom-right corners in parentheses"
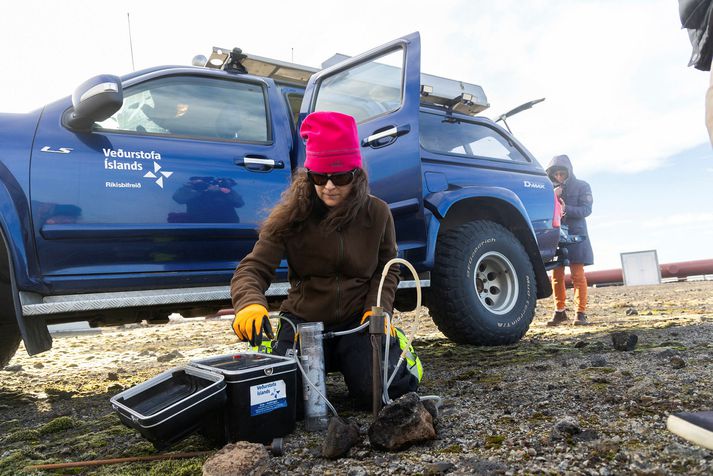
top-left (430, 221), bottom-right (536, 345)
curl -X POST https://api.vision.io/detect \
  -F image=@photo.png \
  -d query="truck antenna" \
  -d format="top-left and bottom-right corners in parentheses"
top-left (127, 12), bottom-right (136, 71)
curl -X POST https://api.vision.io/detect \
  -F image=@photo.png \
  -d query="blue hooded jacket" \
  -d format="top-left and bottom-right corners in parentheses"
top-left (546, 154), bottom-right (594, 266)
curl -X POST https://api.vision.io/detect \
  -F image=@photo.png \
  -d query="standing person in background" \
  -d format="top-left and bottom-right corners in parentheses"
top-left (545, 154), bottom-right (594, 326)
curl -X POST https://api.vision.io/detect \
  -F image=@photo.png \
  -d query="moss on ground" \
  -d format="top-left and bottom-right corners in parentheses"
top-left (0, 418), bottom-right (20, 431)
top-left (148, 458), bottom-right (206, 476)
top-left (528, 412), bottom-right (552, 423)
top-left (0, 451), bottom-right (25, 471)
top-left (478, 373), bottom-right (503, 384)
top-left (591, 383), bottom-right (609, 392)
top-left (484, 434), bottom-right (506, 449)
top-left (90, 457), bottom-right (206, 476)
top-left (579, 367), bottom-right (617, 374)
top-left (39, 416), bottom-right (77, 435)
top-left (5, 428), bottom-right (40, 443)
top-left (437, 443), bottom-right (463, 454)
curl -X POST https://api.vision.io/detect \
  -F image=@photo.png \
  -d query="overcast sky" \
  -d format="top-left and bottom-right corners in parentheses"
top-left (1, 0), bottom-right (711, 271)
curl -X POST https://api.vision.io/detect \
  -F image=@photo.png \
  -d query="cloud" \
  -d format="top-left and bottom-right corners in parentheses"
top-left (643, 212), bottom-right (713, 229)
top-left (588, 218), bottom-right (634, 230)
top-left (428, 0), bottom-right (710, 175)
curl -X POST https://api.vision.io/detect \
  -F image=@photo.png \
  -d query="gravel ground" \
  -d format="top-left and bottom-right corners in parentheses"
top-left (2, 281), bottom-right (713, 475)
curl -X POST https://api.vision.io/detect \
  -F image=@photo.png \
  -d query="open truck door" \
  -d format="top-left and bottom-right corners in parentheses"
top-left (299, 32), bottom-right (427, 264)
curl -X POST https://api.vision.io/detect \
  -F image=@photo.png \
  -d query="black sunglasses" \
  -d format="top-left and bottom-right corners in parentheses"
top-left (307, 169), bottom-right (357, 187)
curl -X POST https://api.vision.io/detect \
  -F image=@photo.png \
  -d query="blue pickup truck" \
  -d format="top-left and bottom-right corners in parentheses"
top-left (0, 32), bottom-right (561, 366)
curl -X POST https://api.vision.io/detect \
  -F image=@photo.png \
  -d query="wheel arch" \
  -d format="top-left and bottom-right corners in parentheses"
top-left (425, 188), bottom-right (552, 299)
top-left (0, 165), bottom-right (40, 289)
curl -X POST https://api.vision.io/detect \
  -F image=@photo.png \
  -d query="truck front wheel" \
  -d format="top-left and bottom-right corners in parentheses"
top-left (0, 263), bottom-right (21, 367)
top-left (0, 321), bottom-right (20, 368)
top-left (430, 221), bottom-right (537, 345)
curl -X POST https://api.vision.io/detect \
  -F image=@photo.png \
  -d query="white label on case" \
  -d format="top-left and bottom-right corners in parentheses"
top-left (250, 380), bottom-right (287, 416)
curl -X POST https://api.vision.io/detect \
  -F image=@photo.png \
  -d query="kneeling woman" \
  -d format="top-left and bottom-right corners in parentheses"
top-left (230, 111), bottom-right (420, 404)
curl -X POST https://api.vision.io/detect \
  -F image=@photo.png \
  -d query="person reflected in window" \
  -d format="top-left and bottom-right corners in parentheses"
top-left (171, 176), bottom-right (245, 223)
top-left (141, 88), bottom-right (193, 135)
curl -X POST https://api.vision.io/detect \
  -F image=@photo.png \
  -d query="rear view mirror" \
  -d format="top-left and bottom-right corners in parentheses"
top-left (65, 74), bottom-right (123, 131)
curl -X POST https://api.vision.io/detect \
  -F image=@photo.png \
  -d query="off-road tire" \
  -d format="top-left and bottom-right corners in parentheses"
top-left (1, 232), bottom-right (21, 367)
top-left (430, 221), bottom-right (537, 345)
top-left (0, 321), bottom-right (21, 368)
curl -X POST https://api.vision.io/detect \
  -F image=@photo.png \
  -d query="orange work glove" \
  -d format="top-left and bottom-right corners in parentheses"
top-left (232, 304), bottom-right (274, 346)
top-left (361, 310), bottom-right (397, 337)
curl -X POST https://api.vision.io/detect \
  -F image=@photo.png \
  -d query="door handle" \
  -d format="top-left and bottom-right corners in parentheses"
top-left (234, 156), bottom-right (285, 171)
top-left (362, 124), bottom-right (411, 147)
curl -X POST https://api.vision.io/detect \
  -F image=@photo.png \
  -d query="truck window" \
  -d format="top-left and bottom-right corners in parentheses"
top-left (419, 112), bottom-right (528, 162)
top-left (95, 76), bottom-right (269, 142)
top-left (285, 93), bottom-right (303, 129)
top-left (313, 48), bottom-right (403, 123)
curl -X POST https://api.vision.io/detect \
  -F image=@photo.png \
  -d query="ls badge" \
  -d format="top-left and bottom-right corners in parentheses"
top-left (41, 146), bottom-right (73, 154)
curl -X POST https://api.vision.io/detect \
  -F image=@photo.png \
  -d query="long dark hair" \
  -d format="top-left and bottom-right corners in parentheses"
top-left (260, 167), bottom-right (370, 239)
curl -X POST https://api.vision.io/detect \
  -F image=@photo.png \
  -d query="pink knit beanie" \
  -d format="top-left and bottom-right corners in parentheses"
top-left (300, 111), bottom-right (362, 174)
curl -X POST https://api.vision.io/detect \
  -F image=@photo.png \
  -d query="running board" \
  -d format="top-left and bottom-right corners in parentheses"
top-left (20, 280), bottom-right (430, 316)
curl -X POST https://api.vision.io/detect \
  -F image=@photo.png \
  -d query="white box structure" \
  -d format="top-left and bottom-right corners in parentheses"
top-left (620, 250), bottom-right (661, 286)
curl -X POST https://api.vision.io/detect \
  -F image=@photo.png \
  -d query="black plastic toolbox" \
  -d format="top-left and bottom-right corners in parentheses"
top-left (110, 366), bottom-right (227, 449)
top-left (190, 353), bottom-right (297, 444)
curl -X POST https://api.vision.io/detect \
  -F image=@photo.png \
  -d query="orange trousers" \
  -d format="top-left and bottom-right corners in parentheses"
top-left (551, 263), bottom-right (587, 313)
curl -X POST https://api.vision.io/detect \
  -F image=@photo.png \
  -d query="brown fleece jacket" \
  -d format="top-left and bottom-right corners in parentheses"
top-left (230, 195), bottom-right (399, 326)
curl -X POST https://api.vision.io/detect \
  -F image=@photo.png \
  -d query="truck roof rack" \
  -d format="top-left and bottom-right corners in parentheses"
top-left (419, 74), bottom-right (489, 116)
top-left (196, 48), bottom-right (490, 115)
top-left (199, 47), bottom-right (319, 86)
top-left (322, 53), bottom-right (489, 116)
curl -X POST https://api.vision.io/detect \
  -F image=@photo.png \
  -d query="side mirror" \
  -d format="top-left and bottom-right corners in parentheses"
top-left (65, 74), bottom-right (123, 131)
